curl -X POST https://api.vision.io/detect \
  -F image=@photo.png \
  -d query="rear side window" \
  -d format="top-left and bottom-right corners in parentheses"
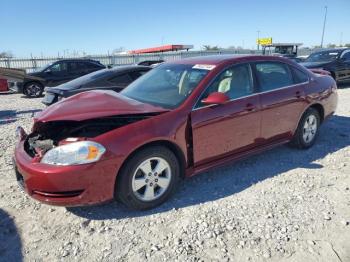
top-left (86, 62), bottom-right (103, 69)
top-left (291, 67), bottom-right (309, 84)
top-left (128, 70), bottom-right (150, 80)
top-left (109, 74), bottom-right (132, 85)
top-left (255, 62), bottom-right (293, 92)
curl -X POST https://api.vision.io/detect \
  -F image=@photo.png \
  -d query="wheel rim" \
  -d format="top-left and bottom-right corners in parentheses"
top-left (27, 84), bottom-right (41, 96)
top-left (132, 157), bottom-right (171, 202)
top-left (302, 114), bottom-right (317, 143)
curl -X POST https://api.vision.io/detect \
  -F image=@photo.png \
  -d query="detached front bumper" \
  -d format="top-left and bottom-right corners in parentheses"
top-left (13, 130), bottom-right (119, 207)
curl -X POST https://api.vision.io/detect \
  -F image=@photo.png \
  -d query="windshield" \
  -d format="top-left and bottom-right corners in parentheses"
top-left (121, 64), bottom-right (210, 109)
top-left (306, 51), bottom-right (340, 63)
top-left (274, 46), bottom-right (294, 55)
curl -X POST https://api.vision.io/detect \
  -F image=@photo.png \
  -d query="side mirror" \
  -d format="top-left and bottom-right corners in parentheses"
top-left (201, 92), bottom-right (229, 105)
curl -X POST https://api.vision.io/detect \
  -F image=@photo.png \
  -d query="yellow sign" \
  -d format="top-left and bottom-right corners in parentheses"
top-left (257, 37), bottom-right (273, 45)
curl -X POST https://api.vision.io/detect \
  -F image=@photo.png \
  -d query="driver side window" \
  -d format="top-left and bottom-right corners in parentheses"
top-left (49, 62), bottom-right (68, 72)
top-left (196, 63), bottom-right (254, 108)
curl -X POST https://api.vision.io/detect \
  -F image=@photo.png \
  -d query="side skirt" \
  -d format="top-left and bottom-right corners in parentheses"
top-left (190, 138), bottom-right (290, 177)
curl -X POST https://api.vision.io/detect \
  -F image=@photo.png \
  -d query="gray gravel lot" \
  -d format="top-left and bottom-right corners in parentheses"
top-left (0, 85), bottom-right (349, 262)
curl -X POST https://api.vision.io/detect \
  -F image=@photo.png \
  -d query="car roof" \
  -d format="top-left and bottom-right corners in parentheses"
top-left (109, 65), bottom-right (151, 71)
top-left (55, 58), bottom-right (102, 63)
top-left (312, 48), bottom-right (350, 54)
top-left (167, 54), bottom-right (285, 65)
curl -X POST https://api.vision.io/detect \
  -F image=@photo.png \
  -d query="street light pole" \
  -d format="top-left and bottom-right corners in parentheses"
top-left (257, 30), bottom-right (260, 50)
top-left (320, 6), bottom-right (328, 48)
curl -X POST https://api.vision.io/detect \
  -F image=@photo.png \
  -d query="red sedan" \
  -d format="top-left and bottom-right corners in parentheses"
top-left (13, 55), bottom-right (338, 210)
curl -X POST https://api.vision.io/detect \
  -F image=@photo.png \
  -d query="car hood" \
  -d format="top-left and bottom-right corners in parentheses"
top-left (35, 90), bottom-right (168, 122)
top-left (299, 61), bottom-right (331, 68)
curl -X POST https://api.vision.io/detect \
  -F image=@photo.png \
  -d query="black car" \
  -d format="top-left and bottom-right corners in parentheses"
top-left (300, 48), bottom-right (350, 83)
top-left (11, 59), bottom-right (105, 98)
top-left (42, 65), bottom-right (151, 105)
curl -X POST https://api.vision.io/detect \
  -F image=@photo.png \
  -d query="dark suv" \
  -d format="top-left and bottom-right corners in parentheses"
top-left (300, 48), bottom-right (350, 83)
top-left (11, 59), bottom-right (105, 97)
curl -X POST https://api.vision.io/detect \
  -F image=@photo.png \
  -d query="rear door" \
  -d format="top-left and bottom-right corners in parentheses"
top-left (254, 61), bottom-right (308, 143)
top-left (191, 63), bottom-right (261, 166)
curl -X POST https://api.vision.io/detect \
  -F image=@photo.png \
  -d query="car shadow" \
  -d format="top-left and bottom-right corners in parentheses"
top-left (0, 209), bottom-right (23, 261)
top-left (0, 109), bottom-right (42, 125)
top-left (68, 115), bottom-right (350, 220)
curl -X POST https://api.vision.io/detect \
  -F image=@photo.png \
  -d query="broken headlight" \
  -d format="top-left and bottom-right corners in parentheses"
top-left (41, 141), bottom-right (106, 166)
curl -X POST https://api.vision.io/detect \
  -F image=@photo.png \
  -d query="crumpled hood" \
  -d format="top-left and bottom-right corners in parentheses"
top-left (299, 61), bottom-right (331, 68)
top-left (35, 90), bottom-right (168, 122)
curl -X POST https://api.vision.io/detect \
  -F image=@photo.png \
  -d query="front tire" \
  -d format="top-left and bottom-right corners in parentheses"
top-left (23, 82), bottom-right (44, 98)
top-left (290, 108), bottom-right (320, 149)
top-left (116, 146), bottom-right (180, 210)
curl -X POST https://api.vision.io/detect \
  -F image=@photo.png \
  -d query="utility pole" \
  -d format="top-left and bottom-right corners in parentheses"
top-left (320, 6), bottom-right (328, 48)
top-left (257, 30), bottom-right (260, 50)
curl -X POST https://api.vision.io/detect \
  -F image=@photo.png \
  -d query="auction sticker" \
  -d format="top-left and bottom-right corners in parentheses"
top-left (192, 64), bottom-right (216, 70)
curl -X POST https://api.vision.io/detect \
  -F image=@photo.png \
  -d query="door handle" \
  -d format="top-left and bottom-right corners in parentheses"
top-left (295, 91), bottom-right (301, 98)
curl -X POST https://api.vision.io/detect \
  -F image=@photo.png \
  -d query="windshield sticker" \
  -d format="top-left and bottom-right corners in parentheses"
top-left (329, 53), bottom-right (338, 55)
top-left (192, 64), bottom-right (216, 70)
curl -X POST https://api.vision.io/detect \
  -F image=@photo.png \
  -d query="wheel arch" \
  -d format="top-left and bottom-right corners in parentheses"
top-left (293, 103), bottom-right (325, 136)
top-left (116, 139), bottom-right (187, 186)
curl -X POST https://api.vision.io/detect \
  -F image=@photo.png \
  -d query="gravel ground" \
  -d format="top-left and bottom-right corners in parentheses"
top-left (0, 85), bottom-right (349, 262)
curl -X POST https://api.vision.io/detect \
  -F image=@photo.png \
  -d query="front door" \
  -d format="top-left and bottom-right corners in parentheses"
top-left (191, 63), bottom-right (261, 166)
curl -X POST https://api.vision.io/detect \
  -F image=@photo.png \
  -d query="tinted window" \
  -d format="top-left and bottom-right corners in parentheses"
top-left (109, 74), bottom-right (132, 85)
top-left (341, 51), bottom-right (350, 61)
top-left (69, 62), bottom-right (86, 72)
top-left (86, 62), bottom-right (103, 69)
top-left (129, 70), bottom-right (150, 80)
top-left (49, 62), bottom-right (68, 72)
top-left (121, 64), bottom-right (209, 109)
top-left (292, 67), bottom-right (309, 84)
top-left (306, 51), bottom-right (340, 63)
top-left (198, 64), bottom-right (254, 107)
top-left (255, 62), bottom-right (293, 91)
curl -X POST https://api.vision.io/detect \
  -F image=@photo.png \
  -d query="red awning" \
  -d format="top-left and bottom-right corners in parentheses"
top-left (129, 44), bottom-right (193, 54)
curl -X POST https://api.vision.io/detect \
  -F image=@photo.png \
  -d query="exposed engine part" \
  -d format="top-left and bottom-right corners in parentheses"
top-left (24, 113), bottom-right (160, 157)
top-left (28, 135), bottom-right (55, 155)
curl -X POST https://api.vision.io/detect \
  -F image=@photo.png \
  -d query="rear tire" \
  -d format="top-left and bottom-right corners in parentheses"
top-left (23, 82), bottom-right (44, 98)
top-left (116, 146), bottom-right (180, 210)
top-left (289, 108), bottom-right (320, 149)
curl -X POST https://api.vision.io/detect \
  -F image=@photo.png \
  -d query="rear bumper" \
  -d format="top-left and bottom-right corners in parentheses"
top-left (13, 139), bottom-right (119, 207)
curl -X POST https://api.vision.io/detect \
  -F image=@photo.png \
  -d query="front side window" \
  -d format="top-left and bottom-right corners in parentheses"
top-left (255, 62), bottom-right (293, 92)
top-left (196, 64), bottom-right (254, 108)
top-left (49, 62), bottom-right (68, 72)
top-left (121, 64), bottom-right (209, 109)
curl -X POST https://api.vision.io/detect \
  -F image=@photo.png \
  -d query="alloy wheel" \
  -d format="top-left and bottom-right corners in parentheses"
top-left (132, 157), bottom-right (172, 202)
top-left (302, 114), bottom-right (317, 143)
top-left (27, 84), bottom-right (42, 97)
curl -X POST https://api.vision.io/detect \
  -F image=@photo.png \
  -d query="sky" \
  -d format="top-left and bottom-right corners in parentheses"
top-left (1, 0), bottom-right (349, 57)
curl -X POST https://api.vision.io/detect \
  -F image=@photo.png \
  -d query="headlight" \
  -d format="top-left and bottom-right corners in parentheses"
top-left (41, 141), bottom-right (106, 166)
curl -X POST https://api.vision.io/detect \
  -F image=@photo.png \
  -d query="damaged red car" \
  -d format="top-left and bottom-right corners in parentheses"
top-left (13, 55), bottom-right (338, 210)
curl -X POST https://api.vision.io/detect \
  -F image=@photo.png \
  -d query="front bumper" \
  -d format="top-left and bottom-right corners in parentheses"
top-left (13, 137), bottom-right (119, 207)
